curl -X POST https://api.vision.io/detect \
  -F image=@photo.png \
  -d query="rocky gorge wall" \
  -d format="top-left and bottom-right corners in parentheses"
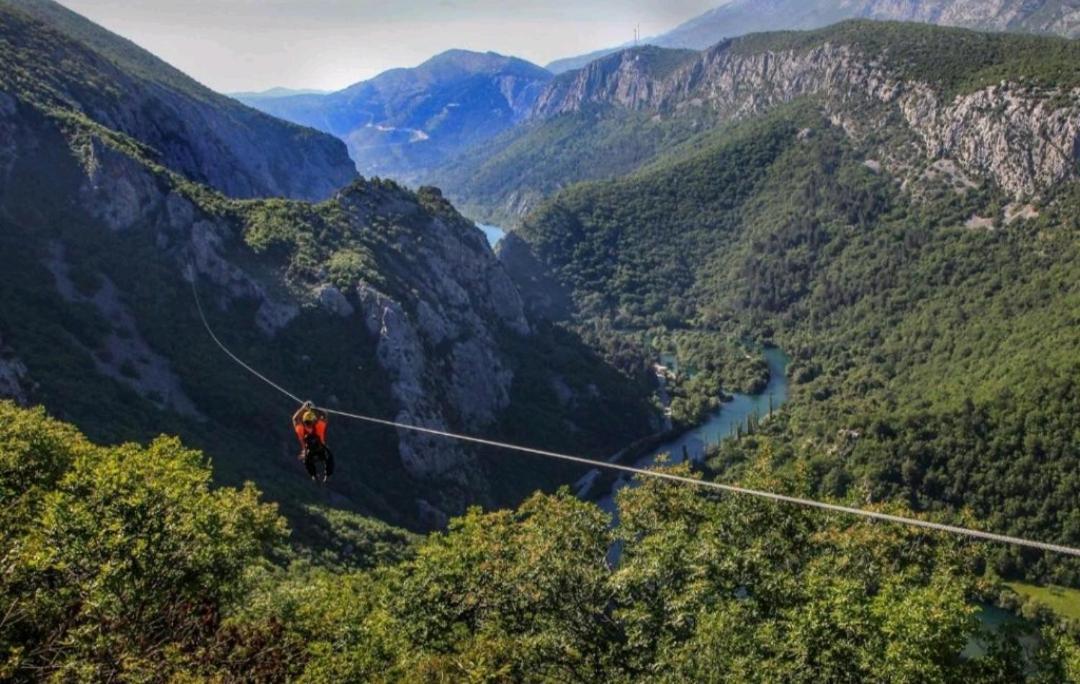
top-left (533, 40), bottom-right (1080, 198)
top-left (0, 88), bottom-right (542, 520)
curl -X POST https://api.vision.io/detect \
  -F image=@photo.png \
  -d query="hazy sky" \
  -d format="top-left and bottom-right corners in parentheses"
top-left (58, 0), bottom-right (724, 93)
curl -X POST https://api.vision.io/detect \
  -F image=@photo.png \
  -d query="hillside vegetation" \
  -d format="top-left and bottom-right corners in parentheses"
top-left (0, 1), bottom-right (655, 542)
top-left (517, 94), bottom-right (1080, 582)
top-left (5, 402), bottom-right (1080, 681)
top-left (0, 0), bottom-right (357, 200)
top-left (434, 20), bottom-right (1080, 224)
top-left (5, 7), bottom-right (1080, 679)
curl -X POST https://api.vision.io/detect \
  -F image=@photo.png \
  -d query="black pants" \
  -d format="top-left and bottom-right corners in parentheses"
top-left (303, 444), bottom-right (334, 478)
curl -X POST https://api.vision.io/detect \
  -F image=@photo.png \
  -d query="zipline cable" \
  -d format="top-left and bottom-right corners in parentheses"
top-left (190, 275), bottom-right (1080, 558)
top-left (190, 270), bottom-right (304, 405)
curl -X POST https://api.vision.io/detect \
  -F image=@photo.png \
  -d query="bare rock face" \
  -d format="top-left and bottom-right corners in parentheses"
top-left (186, 219), bottom-right (298, 335)
top-left (900, 84), bottom-right (1080, 197)
top-left (74, 132), bottom-right (301, 344)
top-left (534, 49), bottom-right (675, 115)
top-left (315, 284), bottom-right (355, 318)
top-left (534, 41), bottom-right (1080, 199)
top-left (43, 243), bottom-right (201, 417)
top-left (355, 284), bottom-right (478, 486)
top-left (352, 199), bottom-right (530, 488)
top-left (0, 91), bottom-right (18, 185)
top-left (78, 139), bottom-right (163, 232)
top-left (0, 333), bottom-right (31, 405)
top-left (448, 337), bottom-right (514, 426)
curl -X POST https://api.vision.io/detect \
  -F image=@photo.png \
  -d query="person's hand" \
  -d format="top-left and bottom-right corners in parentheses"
top-left (303, 400), bottom-right (314, 409)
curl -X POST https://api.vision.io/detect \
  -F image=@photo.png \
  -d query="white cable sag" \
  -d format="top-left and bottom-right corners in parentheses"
top-left (190, 274), bottom-right (304, 404)
top-left (190, 275), bottom-right (1080, 558)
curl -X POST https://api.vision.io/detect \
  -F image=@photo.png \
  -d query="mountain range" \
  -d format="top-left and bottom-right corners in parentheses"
top-left (4, 0), bottom-right (1080, 571)
top-left (229, 87), bottom-right (331, 100)
top-left (433, 20), bottom-right (1080, 221)
top-left (236, 50), bottom-right (553, 181)
top-left (547, 0), bottom-right (1080, 73)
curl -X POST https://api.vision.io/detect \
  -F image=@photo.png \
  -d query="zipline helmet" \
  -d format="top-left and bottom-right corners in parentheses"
top-left (302, 409), bottom-right (318, 424)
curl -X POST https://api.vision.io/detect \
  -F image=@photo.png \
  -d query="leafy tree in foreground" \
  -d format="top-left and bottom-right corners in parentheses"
top-left (253, 459), bottom-right (1076, 681)
top-left (4, 402), bottom-right (1079, 681)
top-left (0, 401), bottom-right (292, 681)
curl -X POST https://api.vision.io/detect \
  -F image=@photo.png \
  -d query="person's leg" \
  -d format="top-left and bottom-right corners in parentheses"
top-left (303, 449), bottom-right (317, 478)
top-left (323, 446), bottom-right (334, 477)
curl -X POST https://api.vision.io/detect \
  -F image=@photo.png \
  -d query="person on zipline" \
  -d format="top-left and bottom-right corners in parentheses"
top-left (292, 401), bottom-right (334, 482)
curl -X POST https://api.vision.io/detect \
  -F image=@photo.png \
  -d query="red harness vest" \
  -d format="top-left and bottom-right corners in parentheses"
top-left (295, 420), bottom-right (327, 447)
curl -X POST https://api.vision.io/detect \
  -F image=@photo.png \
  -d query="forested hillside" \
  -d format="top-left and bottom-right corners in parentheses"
top-left (434, 21), bottom-right (1080, 223)
top-left (516, 83), bottom-right (1080, 582)
top-left (6, 401), bottom-right (1080, 681)
top-left (5, 3), bottom-right (1080, 678)
top-left (1, 0), bottom-right (358, 200)
top-left (0, 0), bottom-right (654, 540)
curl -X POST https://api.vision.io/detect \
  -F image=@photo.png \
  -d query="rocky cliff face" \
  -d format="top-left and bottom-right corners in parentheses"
top-left (534, 50), bottom-right (679, 116)
top-left (533, 37), bottom-right (1080, 198)
top-left (344, 187), bottom-right (530, 488)
top-left (547, 0), bottom-right (1080, 74)
top-left (0, 333), bottom-right (31, 405)
top-left (90, 131), bottom-right (529, 498)
top-left (2, 0), bottom-right (356, 200)
top-left (0, 71), bottom-right (547, 522)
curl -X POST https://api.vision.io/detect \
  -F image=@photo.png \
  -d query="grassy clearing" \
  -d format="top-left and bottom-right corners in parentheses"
top-left (1007, 581), bottom-right (1080, 621)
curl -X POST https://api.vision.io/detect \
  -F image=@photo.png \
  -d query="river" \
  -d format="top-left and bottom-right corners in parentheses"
top-left (478, 223), bottom-right (506, 248)
top-left (965, 604), bottom-right (1039, 663)
top-left (583, 347), bottom-right (1034, 654)
top-left (595, 346), bottom-right (791, 514)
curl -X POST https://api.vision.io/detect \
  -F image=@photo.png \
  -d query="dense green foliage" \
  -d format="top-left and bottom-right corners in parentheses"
top-left (430, 107), bottom-right (710, 225)
top-left (0, 403), bottom-right (290, 680)
top-left (7, 403), bottom-right (1079, 681)
top-left (517, 100), bottom-right (1080, 583)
